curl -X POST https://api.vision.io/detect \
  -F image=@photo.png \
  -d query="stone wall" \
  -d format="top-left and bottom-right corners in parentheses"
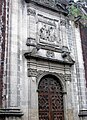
top-left (0, 0), bottom-right (6, 107)
top-left (1, 0), bottom-right (87, 120)
top-left (80, 24), bottom-right (87, 86)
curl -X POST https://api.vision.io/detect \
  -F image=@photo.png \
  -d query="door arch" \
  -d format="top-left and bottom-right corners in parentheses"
top-left (38, 75), bottom-right (64, 120)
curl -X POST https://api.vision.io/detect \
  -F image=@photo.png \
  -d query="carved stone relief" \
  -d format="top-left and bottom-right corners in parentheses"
top-left (60, 20), bottom-right (66, 26)
top-left (27, 68), bottom-right (71, 82)
top-left (64, 74), bottom-right (71, 81)
top-left (27, 8), bottom-right (36, 16)
top-left (46, 50), bottom-right (55, 58)
top-left (28, 68), bottom-right (37, 77)
top-left (37, 15), bottom-right (61, 46)
top-left (39, 24), bottom-right (56, 42)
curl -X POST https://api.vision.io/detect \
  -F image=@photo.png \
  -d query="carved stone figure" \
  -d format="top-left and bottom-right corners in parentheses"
top-left (48, 26), bottom-right (56, 42)
top-left (40, 24), bottom-right (47, 40)
top-left (39, 24), bottom-right (56, 42)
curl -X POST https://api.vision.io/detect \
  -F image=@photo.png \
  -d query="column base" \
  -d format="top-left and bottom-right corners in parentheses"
top-left (0, 108), bottom-right (23, 117)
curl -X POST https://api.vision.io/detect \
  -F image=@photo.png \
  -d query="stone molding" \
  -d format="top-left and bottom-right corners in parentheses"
top-left (79, 110), bottom-right (87, 117)
top-left (24, 53), bottom-right (74, 66)
top-left (36, 70), bottom-right (66, 82)
top-left (0, 108), bottom-right (23, 117)
top-left (27, 69), bottom-right (71, 81)
top-left (26, 38), bottom-right (61, 52)
top-left (25, 0), bottom-right (68, 15)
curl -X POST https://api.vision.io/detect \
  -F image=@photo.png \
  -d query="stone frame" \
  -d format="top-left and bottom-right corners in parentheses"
top-left (35, 70), bottom-right (68, 120)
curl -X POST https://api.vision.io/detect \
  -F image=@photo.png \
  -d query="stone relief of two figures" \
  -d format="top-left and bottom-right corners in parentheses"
top-left (39, 24), bottom-right (56, 42)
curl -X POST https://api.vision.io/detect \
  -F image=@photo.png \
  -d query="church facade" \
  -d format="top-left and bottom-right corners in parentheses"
top-left (0, 0), bottom-right (87, 120)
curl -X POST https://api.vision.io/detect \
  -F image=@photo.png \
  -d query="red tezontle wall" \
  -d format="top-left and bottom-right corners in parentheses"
top-left (80, 24), bottom-right (87, 87)
top-left (0, 0), bottom-right (6, 107)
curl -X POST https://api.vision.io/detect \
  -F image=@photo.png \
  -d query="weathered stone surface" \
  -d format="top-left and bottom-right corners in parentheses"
top-left (1, 0), bottom-right (87, 120)
top-left (28, 68), bottom-right (37, 77)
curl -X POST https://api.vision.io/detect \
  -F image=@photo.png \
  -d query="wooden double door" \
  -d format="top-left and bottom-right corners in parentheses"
top-left (38, 75), bottom-right (64, 120)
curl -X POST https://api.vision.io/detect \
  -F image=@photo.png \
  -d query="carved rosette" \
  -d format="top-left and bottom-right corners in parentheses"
top-left (46, 50), bottom-right (54, 58)
top-left (27, 8), bottom-right (36, 16)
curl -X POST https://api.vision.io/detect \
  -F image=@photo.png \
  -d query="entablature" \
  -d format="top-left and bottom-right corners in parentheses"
top-left (24, 45), bottom-right (75, 66)
top-left (25, 0), bottom-right (68, 15)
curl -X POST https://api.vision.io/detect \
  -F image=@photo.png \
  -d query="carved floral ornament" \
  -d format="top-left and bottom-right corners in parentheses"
top-left (46, 50), bottom-right (54, 58)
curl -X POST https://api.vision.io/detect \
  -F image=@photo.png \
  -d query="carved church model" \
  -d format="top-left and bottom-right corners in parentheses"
top-left (0, 0), bottom-right (87, 120)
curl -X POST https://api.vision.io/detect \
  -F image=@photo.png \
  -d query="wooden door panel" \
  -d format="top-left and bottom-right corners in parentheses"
top-left (39, 112), bottom-right (49, 120)
top-left (38, 94), bottom-right (49, 111)
top-left (38, 75), bottom-right (64, 120)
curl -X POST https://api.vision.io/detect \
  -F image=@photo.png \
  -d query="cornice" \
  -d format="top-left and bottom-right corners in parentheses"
top-left (24, 52), bottom-right (74, 66)
top-left (25, 0), bottom-right (68, 15)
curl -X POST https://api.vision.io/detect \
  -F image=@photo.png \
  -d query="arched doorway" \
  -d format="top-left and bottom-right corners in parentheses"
top-left (38, 75), bottom-right (64, 120)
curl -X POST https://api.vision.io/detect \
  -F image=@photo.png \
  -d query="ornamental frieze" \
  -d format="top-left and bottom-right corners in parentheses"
top-left (27, 69), bottom-right (71, 82)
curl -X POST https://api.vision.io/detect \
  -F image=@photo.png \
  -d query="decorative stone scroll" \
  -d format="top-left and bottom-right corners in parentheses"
top-left (27, 8), bottom-right (36, 16)
top-left (37, 71), bottom-right (71, 82)
top-left (39, 24), bottom-right (56, 42)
